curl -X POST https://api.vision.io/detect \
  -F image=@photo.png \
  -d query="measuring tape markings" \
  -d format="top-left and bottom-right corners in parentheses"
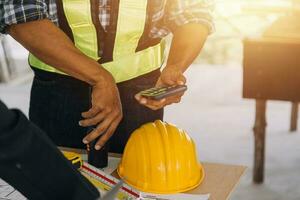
top-left (81, 163), bottom-right (140, 198)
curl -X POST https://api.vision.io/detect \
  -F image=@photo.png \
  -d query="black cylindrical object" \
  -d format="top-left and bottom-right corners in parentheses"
top-left (88, 138), bottom-right (108, 168)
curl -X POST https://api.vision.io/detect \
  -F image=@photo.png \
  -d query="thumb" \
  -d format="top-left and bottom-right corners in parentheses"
top-left (159, 74), bottom-right (176, 86)
top-left (176, 73), bottom-right (186, 85)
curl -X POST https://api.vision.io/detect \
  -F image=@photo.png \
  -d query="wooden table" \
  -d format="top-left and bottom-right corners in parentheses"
top-left (187, 163), bottom-right (246, 200)
top-left (61, 147), bottom-right (246, 200)
top-left (112, 163), bottom-right (246, 200)
top-left (243, 37), bottom-right (300, 183)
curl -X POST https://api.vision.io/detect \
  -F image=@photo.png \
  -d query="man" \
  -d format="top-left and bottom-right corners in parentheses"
top-left (2, 1), bottom-right (123, 154)
top-left (0, 1), bottom-right (129, 199)
top-left (4, 0), bottom-right (214, 167)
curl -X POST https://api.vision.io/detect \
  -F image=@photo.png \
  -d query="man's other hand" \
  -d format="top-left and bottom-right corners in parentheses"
top-left (135, 66), bottom-right (187, 110)
top-left (79, 72), bottom-right (122, 150)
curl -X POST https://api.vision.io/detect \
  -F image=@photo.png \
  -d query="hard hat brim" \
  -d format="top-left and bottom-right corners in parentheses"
top-left (117, 163), bottom-right (205, 194)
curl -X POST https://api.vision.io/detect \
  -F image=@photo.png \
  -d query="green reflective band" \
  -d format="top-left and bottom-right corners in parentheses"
top-left (104, 42), bottom-right (164, 83)
top-left (62, 0), bottom-right (99, 60)
top-left (29, 54), bottom-right (66, 75)
top-left (113, 0), bottom-right (147, 59)
top-left (29, 0), bottom-right (99, 76)
top-left (29, 42), bottom-right (164, 82)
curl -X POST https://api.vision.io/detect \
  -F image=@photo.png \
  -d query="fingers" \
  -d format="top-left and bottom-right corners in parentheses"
top-left (135, 94), bottom-right (167, 109)
top-left (82, 118), bottom-right (109, 148)
top-left (176, 74), bottom-right (186, 85)
top-left (162, 76), bottom-right (176, 86)
top-left (167, 93), bottom-right (183, 104)
top-left (158, 68), bottom-right (187, 87)
top-left (162, 92), bottom-right (183, 106)
top-left (82, 109), bottom-right (122, 150)
top-left (94, 117), bottom-right (121, 150)
top-left (135, 92), bottom-right (184, 110)
top-left (134, 94), bottom-right (147, 104)
top-left (135, 94), bottom-right (166, 105)
top-left (79, 111), bottom-right (106, 127)
top-left (146, 96), bottom-right (181, 110)
top-left (81, 106), bottom-right (102, 119)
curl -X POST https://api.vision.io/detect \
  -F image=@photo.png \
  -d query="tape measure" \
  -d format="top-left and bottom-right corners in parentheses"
top-left (62, 151), bottom-right (83, 169)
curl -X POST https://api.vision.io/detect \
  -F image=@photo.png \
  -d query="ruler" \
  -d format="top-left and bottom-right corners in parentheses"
top-left (80, 162), bottom-right (140, 199)
top-left (80, 162), bottom-right (210, 200)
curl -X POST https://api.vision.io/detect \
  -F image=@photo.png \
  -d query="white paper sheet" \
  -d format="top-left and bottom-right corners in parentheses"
top-left (139, 193), bottom-right (210, 200)
top-left (0, 179), bottom-right (26, 200)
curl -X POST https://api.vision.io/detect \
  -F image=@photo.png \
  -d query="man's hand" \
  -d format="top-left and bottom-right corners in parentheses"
top-left (135, 66), bottom-right (187, 110)
top-left (135, 23), bottom-right (208, 110)
top-left (79, 72), bottom-right (122, 150)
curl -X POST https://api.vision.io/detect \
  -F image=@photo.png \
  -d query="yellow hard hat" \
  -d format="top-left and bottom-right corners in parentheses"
top-left (117, 120), bottom-right (205, 194)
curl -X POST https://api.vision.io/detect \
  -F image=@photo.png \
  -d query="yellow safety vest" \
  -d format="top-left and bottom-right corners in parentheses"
top-left (29, 0), bottom-right (165, 83)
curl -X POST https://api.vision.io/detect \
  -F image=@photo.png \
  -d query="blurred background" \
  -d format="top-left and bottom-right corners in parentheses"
top-left (1, 0), bottom-right (300, 199)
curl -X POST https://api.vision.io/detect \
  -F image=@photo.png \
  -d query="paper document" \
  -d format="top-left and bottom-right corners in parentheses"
top-left (140, 193), bottom-right (210, 200)
top-left (0, 179), bottom-right (26, 200)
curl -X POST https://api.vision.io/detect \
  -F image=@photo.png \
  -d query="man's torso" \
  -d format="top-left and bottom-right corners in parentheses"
top-left (48, 0), bottom-right (170, 39)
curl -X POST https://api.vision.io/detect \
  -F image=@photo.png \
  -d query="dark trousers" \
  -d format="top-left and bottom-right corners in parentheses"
top-left (29, 68), bottom-right (163, 154)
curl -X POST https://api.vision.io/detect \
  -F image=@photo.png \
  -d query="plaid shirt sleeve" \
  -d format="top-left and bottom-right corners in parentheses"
top-left (165, 0), bottom-right (215, 34)
top-left (0, 0), bottom-right (49, 34)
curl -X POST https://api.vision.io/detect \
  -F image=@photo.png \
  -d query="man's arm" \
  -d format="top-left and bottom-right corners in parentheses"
top-left (0, 100), bottom-right (100, 200)
top-left (7, 19), bottom-right (122, 150)
top-left (8, 19), bottom-right (105, 86)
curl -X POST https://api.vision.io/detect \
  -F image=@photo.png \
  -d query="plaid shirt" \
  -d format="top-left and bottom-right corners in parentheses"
top-left (1, 0), bottom-right (214, 38)
top-left (0, 0), bottom-right (48, 34)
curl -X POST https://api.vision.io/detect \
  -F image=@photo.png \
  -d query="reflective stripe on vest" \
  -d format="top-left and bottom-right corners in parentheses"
top-left (29, 0), bottom-right (165, 83)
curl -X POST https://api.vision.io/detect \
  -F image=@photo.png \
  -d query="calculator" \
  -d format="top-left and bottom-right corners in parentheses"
top-left (140, 85), bottom-right (187, 100)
